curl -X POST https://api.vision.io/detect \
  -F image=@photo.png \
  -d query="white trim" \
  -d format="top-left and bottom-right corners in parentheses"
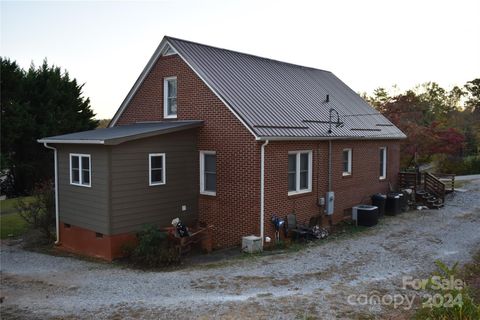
top-left (37, 139), bottom-right (105, 144)
top-left (108, 38), bottom-right (259, 139)
top-left (149, 153), bottom-right (166, 186)
top-left (162, 44), bottom-right (177, 56)
top-left (287, 150), bottom-right (312, 196)
top-left (200, 150), bottom-right (216, 196)
top-left (379, 147), bottom-right (387, 180)
top-left (260, 140), bottom-right (269, 246)
top-left (256, 135), bottom-right (406, 141)
top-left (69, 153), bottom-right (91, 187)
top-left (342, 148), bottom-right (352, 176)
top-left (163, 76), bottom-right (177, 119)
top-left (43, 143), bottom-right (60, 244)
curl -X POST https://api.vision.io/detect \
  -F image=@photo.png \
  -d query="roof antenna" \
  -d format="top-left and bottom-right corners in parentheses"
top-left (328, 108), bottom-right (343, 134)
top-left (326, 94), bottom-right (330, 103)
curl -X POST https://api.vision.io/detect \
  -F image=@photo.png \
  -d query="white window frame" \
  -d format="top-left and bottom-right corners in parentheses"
top-left (69, 153), bottom-right (91, 187)
top-left (200, 151), bottom-right (216, 196)
top-left (163, 76), bottom-right (177, 119)
top-left (288, 150), bottom-right (312, 196)
top-left (342, 148), bottom-right (352, 176)
top-left (149, 153), bottom-right (166, 186)
top-left (379, 147), bottom-right (387, 180)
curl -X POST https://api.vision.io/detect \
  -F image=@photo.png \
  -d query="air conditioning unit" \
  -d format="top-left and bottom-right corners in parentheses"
top-left (352, 205), bottom-right (379, 227)
top-left (242, 235), bottom-right (262, 253)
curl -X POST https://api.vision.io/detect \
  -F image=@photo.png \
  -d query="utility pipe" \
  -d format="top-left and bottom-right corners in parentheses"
top-left (43, 143), bottom-right (60, 244)
top-left (328, 140), bottom-right (332, 191)
top-left (260, 140), bottom-right (269, 246)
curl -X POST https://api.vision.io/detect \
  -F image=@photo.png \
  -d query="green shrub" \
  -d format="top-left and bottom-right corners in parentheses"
top-left (414, 260), bottom-right (480, 320)
top-left (15, 181), bottom-right (55, 242)
top-left (434, 154), bottom-right (480, 175)
top-left (130, 224), bottom-right (181, 267)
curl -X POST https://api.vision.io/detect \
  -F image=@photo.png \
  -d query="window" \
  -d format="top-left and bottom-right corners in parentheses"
top-left (288, 151), bottom-right (312, 195)
top-left (163, 76), bottom-right (177, 118)
top-left (342, 148), bottom-right (352, 176)
top-left (149, 153), bottom-right (166, 186)
top-left (200, 151), bottom-right (216, 196)
top-left (379, 147), bottom-right (387, 179)
top-left (70, 154), bottom-right (91, 187)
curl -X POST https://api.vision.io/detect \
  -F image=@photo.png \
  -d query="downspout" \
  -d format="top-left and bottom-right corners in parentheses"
top-left (327, 140), bottom-right (333, 225)
top-left (43, 143), bottom-right (60, 245)
top-left (260, 140), bottom-right (269, 246)
top-left (328, 140), bottom-right (332, 191)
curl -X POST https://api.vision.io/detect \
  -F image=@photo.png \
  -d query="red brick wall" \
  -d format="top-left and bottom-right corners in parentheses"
top-left (116, 55), bottom-right (261, 248)
top-left (114, 54), bottom-right (402, 249)
top-left (263, 140), bottom-right (400, 240)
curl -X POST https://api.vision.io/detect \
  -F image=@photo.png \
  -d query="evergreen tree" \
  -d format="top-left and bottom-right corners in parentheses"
top-left (1, 58), bottom-right (98, 196)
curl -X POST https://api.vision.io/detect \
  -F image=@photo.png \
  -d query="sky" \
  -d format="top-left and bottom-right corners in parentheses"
top-left (2, 0), bottom-right (479, 119)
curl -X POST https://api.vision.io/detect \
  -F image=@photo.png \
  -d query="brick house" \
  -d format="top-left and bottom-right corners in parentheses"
top-left (39, 36), bottom-right (406, 260)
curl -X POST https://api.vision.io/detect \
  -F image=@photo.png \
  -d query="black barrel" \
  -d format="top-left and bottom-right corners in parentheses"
top-left (386, 193), bottom-right (401, 215)
top-left (371, 194), bottom-right (386, 217)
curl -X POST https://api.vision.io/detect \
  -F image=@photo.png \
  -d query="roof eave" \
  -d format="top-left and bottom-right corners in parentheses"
top-left (255, 135), bottom-right (407, 141)
top-left (38, 139), bottom-right (105, 145)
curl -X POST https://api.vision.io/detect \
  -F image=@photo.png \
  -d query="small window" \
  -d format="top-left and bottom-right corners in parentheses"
top-left (70, 154), bottom-right (91, 187)
top-left (342, 148), bottom-right (352, 176)
top-left (288, 151), bottom-right (312, 195)
top-left (149, 153), bottom-right (166, 186)
top-left (379, 147), bottom-right (387, 179)
top-left (200, 151), bottom-right (216, 196)
top-left (64, 223), bottom-right (71, 229)
top-left (164, 76), bottom-right (177, 118)
top-left (95, 232), bottom-right (103, 238)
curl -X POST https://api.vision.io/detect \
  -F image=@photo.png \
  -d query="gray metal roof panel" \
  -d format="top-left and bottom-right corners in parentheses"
top-left (167, 37), bottom-right (405, 139)
top-left (38, 121), bottom-right (204, 145)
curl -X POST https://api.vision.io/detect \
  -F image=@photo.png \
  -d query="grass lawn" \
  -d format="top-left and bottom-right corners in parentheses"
top-left (0, 196), bottom-right (34, 239)
top-left (1, 213), bottom-right (28, 239)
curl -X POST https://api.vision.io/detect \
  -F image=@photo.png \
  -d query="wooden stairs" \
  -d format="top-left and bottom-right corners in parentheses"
top-left (398, 171), bottom-right (452, 209)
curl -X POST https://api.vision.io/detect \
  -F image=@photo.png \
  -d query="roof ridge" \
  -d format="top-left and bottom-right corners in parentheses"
top-left (165, 36), bottom-right (332, 74)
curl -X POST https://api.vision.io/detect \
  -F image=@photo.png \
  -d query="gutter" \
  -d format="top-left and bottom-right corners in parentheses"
top-left (43, 143), bottom-right (60, 245)
top-left (256, 135), bottom-right (406, 141)
top-left (260, 140), bottom-right (269, 246)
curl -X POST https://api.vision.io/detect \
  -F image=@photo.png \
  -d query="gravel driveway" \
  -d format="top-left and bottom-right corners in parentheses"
top-left (2, 179), bottom-right (480, 319)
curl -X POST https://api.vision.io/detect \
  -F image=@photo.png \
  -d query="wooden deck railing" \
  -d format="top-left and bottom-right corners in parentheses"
top-left (424, 172), bottom-right (446, 202)
top-left (398, 172), bottom-right (418, 193)
top-left (432, 173), bottom-right (455, 194)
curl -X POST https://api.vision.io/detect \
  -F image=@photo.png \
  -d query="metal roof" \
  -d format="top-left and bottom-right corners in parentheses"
top-left (165, 37), bottom-right (406, 140)
top-left (38, 121), bottom-right (203, 145)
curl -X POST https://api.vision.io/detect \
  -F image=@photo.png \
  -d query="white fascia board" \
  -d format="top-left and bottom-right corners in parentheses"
top-left (37, 139), bottom-right (105, 144)
top-left (255, 135), bottom-right (406, 141)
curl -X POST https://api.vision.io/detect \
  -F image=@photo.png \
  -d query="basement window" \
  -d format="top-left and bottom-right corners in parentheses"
top-left (379, 147), bottom-right (387, 179)
top-left (342, 148), bottom-right (352, 176)
top-left (163, 76), bottom-right (177, 118)
top-left (200, 151), bottom-right (216, 196)
top-left (288, 150), bottom-right (312, 195)
top-left (64, 223), bottom-right (71, 229)
top-left (149, 153), bottom-right (166, 186)
top-left (70, 154), bottom-right (91, 187)
top-left (95, 232), bottom-right (103, 238)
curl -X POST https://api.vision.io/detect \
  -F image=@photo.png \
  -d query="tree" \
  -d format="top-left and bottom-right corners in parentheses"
top-left (1, 58), bottom-right (98, 196)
